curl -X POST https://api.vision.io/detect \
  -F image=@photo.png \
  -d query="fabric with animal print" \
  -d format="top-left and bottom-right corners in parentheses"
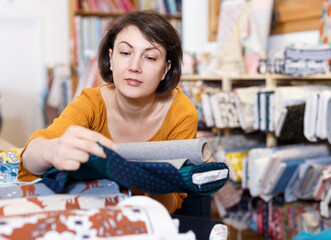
top-left (0, 194), bottom-right (128, 217)
top-left (0, 179), bottom-right (127, 200)
top-left (0, 196), bottom-right (195, 240)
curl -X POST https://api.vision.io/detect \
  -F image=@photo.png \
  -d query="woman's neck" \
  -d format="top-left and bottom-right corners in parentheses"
top-left (112, 88), bottom-right (159, 123)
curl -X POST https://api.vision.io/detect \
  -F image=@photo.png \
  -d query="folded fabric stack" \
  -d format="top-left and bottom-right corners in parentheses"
top-left (304, 89), bottom-right (331, 142)
top-left (274, 87), bottom-right (331, 141)
top-left (284, 44), bottom-right (331, 60)
top-left (295, 157), bottom-right (331, 200)
top-left (251, 85), bottom-right (326, 134)
top-left (233, 86), bottom-right (262, 133)
top-left (181, 82), bottom-right (331, 144)
top-left (263, 145), bottom-right (331, 199)
top-left (209, 134), bottom-right (265, 219)
top-left (42, 138), bottom-right (230, 195)
top-left (253, 90), bottom-right (275, 133)
top-left (179, 81), bottom-right (248, 130)
top-left (313, 165), bottom-right (331, 201)
top-left (250, 85), bottom-right (331, 141)
top-left (205, 133), bottom-right (331, 238)
top-left (245, 147), bottom-right (275, 199)
top-left (244, 143), bottom-right (331, 202)
top-left (259, 43), bottom-right (331, 76)
top-left (285, 155), bottom-right (331, 203)
top-left (210, 92), bottom-right (240, 129)
top-left (178, 81), bottom-right (219, 130)
top-left (275, 103), bottom-right (305, 140)
top-left (283, 58), bottom-right (329, 76)
top-left (213, 134), bottom-right (265, 185)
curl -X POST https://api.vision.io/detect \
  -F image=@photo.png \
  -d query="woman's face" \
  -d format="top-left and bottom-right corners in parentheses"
top-left (109, 25), bottom-right (171, 99)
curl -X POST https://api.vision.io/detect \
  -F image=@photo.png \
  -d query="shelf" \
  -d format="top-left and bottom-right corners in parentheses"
top-left (271, 73), bottom-right (331, 80)
top-left (181, 75), bottom-right (228, 81)
top-left (180, 73), bottom-right (331, 81)
top-left (75, 10), bottom-right (182, 19)
top-left (75, 10), bottom-right (131, 17)
top-left (181, 74), bottom-right (266, 81)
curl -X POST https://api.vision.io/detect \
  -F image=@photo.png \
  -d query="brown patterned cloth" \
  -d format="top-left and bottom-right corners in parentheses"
top-left (212, 180), bottom-right (243, 209)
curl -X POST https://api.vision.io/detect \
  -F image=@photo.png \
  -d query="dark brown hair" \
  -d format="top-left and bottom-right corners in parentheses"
top-left (98, 10), bottom-right (182, 96)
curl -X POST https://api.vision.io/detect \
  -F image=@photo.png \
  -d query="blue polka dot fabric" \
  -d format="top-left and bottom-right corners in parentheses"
top-left (42, 145), bottom-right (229, 195)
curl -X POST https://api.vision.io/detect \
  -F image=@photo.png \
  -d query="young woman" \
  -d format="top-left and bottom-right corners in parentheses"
top-left (19, 10), bottom-right (198, 214)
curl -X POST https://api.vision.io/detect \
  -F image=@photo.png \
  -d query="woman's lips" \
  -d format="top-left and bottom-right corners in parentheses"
top-left (125, 78), bottom-right (142, 86)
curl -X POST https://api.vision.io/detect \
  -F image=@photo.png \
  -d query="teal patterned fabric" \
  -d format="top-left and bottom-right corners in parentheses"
top-left (42, 145), bottom-right (229, 195)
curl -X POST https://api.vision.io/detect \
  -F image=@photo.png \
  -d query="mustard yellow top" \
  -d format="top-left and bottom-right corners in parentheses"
top-left (18, 84), bottom-right (198, 209)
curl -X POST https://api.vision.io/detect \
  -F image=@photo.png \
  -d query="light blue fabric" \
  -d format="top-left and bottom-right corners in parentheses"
top-left (271, 159), bottom-right (302, 194)
top-left (0, 162), bottom-right (19, 183)
top-left (0, 179), bottom-right (126, 200)
top-left (294, 230), bottom-right (331, 240)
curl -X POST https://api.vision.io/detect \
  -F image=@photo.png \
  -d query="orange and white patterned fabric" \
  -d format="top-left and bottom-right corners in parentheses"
top-left (0, 195), bottom-right (195, 240)
top-left (320, 0), bottom-right (331, 45)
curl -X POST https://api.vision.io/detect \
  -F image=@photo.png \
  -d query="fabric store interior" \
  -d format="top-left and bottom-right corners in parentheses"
top-left (0, 0), bottom-right (331, 239)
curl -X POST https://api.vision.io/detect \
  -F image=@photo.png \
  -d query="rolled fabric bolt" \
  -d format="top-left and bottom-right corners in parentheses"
top-left (116, 138), bottom-right (212, 165)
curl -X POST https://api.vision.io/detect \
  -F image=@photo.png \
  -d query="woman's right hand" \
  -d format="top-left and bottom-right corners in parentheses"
top-left (22, 125), bottom-right (117, 175)
top-left (49, 125), bottom-right (117, 171)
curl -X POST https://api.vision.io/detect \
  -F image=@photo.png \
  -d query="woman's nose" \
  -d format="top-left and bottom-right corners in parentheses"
top-left (129, 56), bottom-right (142, 73)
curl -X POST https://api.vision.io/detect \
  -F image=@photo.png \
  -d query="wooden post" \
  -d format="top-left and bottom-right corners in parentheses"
top-left (266, 73), bottom-right (277, 148)
top-left (222, 75), bottom-right (232, 136)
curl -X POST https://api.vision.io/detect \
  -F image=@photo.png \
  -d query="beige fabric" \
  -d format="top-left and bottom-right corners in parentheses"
top-left (0, 137), bottom-right (18, 149)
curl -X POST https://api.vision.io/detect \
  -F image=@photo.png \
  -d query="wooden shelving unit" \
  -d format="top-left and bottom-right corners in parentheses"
top-left (187, 72), bottom-right (331, 239)
top-left (180, 73), bottom-right (331, 147)
top-left (180, 73), bottom-right (331, 92)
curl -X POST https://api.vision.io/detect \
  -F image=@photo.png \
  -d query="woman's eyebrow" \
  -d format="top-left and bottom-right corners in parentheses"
top-left (117, 41), bottom-right (162, 55)
top-left (117, 41), bottom-right (132, 48)
top-left (145, 46), bottom-right (162, 55)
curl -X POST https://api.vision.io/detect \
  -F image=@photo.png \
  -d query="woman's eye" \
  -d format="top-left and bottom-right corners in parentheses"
top-left (146, 56), bottom-right (156, 61)
top-left (120, 51), bottom-right (130, 56)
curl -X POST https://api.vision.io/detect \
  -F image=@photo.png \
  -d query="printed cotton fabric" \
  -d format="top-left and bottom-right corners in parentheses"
top-left (0, 195), bottom-right (196, 240)
top-left (0, 148), bottom-right (22, 184)
top-left (0, 179), bottom-right (127, 201)
top-left (320, 0), bottom-right (331, 45)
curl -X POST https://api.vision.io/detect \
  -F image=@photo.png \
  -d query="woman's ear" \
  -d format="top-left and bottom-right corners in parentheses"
top-left (108, 49), bottom-right (113, 71)
top-left (161, 60), bottom-right (171, 80)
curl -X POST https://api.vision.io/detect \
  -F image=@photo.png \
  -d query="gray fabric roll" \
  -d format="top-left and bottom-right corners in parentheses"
top-left (116, 138), bottom-right (212, 165)
top-left (139, 159), bottom-right (188, 169)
